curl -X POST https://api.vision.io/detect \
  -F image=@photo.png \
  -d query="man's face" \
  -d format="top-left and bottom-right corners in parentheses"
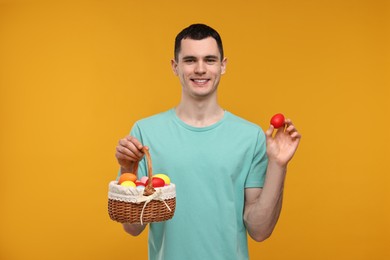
top-left (171, 37), bottom-right (227, 100)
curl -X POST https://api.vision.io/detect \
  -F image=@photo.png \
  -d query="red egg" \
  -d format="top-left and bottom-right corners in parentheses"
top-left (152, 177), bottom-right (165, 188)
top-left (270, 113), bottom-right (285, 128)
top-left (135, 180), bottom-right (145, 187)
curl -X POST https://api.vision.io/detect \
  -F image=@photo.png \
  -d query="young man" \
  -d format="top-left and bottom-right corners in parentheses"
top-left (115, 24), bottom-right (301, 260)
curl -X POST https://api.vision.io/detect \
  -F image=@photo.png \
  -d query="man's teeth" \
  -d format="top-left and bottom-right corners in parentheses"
top-left (193, 79), bottom-right (208, 83)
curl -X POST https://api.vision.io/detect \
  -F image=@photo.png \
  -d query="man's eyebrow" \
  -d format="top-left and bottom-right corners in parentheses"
top-left (182, 56), bottom-right (197, 60)
top-left (204, 55), bottom-right (219, 60)
top-left (182, 55), bottom-right (219, 61)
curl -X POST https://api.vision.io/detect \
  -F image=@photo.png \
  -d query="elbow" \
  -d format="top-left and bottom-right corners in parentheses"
top-left (122, 223), bottom-right (145, 236)
top-left (245, 217), bottom-right (274, 242)
top-left (249, 230), bottom-right (273, 242)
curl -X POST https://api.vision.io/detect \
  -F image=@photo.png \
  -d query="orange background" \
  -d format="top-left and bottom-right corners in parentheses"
top-left (1, 0), bottom-right (389, 259)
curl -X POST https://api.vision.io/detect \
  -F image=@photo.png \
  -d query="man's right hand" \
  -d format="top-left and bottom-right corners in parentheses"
top-left (115, 136), bottom-right (147, 173)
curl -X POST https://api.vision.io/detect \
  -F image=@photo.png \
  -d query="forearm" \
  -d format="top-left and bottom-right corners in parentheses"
top-left (244, 160), bottom-right (287, 241)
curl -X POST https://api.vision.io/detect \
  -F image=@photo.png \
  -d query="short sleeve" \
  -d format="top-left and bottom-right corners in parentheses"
top-left (245, 130), bottom-right (268, 188)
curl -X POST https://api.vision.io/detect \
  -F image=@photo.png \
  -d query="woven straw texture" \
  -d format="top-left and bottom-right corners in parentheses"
top-left (108, 197), bottom-right (176, 224)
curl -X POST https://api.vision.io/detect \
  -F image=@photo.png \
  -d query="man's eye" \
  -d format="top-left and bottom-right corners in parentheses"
top-left (184, 59), bottom-right (195, 63)
top-left (206, 59), bottom-right (217, 64)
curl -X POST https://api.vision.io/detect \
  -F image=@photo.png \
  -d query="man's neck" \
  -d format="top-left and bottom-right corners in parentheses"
top-left (175, 99), bottom-right (224, 127)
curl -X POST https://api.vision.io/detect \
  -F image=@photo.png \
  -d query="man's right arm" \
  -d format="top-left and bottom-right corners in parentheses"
top-left (115, 135), bottom-right (149, 236)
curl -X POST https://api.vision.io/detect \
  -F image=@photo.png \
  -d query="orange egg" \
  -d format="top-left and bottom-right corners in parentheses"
top-left (118, 173), bottom-right (137, 184)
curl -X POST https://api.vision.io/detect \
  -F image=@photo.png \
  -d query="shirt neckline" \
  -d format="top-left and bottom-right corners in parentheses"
top-left (170, 108), bottom-right (228, 132)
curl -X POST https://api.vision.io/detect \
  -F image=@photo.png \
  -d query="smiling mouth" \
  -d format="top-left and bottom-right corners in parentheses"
top-left (191, 79), bottom-right (210, 85)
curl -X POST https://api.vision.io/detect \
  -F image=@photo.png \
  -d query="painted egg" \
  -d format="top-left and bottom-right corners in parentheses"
top-left (140, 176), bottom-right (149, 185)
top-left (120, 180), bottom-right (136, 187)
top-left (153, 174), bottom-right (170, 185)
top-left (136, 186), bottom-right (145, 191)
top-left (118, 173), bottom-right (137, 184)
top-left (270, 113), bottom-right (285, 128)
top-left (135, 180), bottom-right (145, 187)
top-left (152, 177), bottom-right (165, 188)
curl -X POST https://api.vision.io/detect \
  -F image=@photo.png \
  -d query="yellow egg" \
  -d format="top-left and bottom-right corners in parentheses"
top-left (153, 174), bottom-right (170, 185)
top-left (120, 180), bottom-right (136, 187)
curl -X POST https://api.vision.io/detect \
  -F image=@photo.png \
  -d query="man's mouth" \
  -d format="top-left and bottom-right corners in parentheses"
top-left (191, 79), bottom-right (209, 85)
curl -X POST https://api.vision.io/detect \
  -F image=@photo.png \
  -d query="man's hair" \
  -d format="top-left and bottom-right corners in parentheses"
top-left (174, 23), bottom-right (224, 62)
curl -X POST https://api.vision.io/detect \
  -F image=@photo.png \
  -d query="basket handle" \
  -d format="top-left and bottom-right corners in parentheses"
top-left (142, 147), bottom-right (156, 196)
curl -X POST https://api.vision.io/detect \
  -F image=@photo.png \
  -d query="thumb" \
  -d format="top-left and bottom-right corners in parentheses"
top-left (265, 124), bottom-right (275, 140)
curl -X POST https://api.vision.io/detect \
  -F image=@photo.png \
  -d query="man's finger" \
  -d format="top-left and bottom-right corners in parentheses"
top-left (127, 136), bottom-right (144, 150)
top-left (265, 125), bottom-right (274, 138)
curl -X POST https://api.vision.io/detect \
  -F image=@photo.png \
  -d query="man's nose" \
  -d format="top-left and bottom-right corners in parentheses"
top-left (194, 61), bottom-right (206, 74)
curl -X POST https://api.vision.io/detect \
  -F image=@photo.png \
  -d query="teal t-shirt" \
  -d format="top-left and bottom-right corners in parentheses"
top-left (131, 109), bottom-right (268, 260)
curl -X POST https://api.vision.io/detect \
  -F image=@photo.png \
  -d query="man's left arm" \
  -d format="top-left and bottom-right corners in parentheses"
top-left (244, 119), bottom-right (301, 242)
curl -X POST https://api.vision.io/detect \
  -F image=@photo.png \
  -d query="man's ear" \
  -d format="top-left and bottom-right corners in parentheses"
top-left (171, 59), bottom-right (178, 76)
top-left (221, 57), bottom-right (228, 75)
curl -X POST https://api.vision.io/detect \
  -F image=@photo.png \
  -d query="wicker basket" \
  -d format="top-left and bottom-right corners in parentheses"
top-left (108, 148), bottom-right (176, 224)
